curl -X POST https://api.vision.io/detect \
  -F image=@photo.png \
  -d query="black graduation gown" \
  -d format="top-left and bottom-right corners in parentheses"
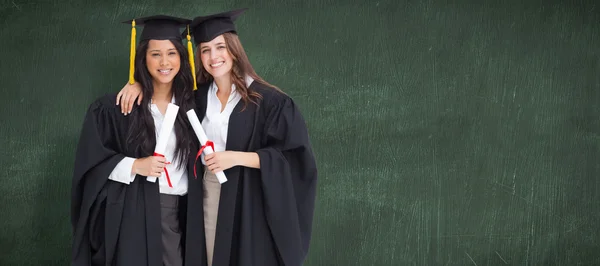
top-left (70, 94), bottom-right (205, 266)
top-left (191, 81), bottom-right (318, 266)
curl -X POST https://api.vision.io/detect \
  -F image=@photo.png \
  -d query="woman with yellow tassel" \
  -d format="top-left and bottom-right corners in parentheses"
top-left (71, 15), bottom-right (206, 266)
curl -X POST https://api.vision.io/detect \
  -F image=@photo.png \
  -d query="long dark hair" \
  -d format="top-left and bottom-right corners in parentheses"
top-left (196, 32), bottom-right (284, 110)
top-left (127, 39), bottom-right (196, 168)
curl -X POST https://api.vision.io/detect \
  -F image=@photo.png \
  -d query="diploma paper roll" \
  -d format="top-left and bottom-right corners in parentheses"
top-left (186, 109), bottom-right (228, 184)
top-left (147, 103), bottom-right (179, 183)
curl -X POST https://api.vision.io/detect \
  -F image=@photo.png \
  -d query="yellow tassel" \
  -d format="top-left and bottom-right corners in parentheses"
top-left (187, 25), bottom-right (197, 90)
top-left (129, 20), bottom-right (136, 85)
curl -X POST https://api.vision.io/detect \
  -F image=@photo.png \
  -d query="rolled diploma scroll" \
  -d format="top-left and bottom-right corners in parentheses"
top-left (147, 103), bottom-right (180, 184)
top-left (186, 109), bottom-right (228, 184)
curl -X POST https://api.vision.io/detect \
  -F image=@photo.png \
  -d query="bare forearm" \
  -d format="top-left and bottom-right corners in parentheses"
top-left (235, 151), bottom-right (260, 169)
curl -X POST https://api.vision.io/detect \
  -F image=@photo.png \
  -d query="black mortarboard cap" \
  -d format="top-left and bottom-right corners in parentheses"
top-left (188, 8), bottom-right (248, 45)
top-left (123, 15), bottom-right (191, 41)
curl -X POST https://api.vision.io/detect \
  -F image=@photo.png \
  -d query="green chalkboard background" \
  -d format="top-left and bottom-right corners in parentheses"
top-left (1, 0), bottom-right (599, 265)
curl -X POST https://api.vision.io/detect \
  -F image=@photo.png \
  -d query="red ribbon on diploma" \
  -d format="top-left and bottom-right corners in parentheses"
top-left (194, 140), bottom-right (215, 179)
top-left (153, 152), bottom-right (173, 188)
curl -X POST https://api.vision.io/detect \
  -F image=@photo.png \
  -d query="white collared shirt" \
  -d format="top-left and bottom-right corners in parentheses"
top-left (108, 96), bottom-right (188, 196)
top-left (201, 76), bottom-right (254, 159)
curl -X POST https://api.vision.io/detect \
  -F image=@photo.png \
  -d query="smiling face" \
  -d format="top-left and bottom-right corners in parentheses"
top-left (145, 39), bottom-right (181, 87)
top-left (199, 34), bottom-right (234, 80)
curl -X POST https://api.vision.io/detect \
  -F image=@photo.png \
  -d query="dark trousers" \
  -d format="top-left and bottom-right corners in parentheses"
top-left (160, 194), bottom-right (183, 266)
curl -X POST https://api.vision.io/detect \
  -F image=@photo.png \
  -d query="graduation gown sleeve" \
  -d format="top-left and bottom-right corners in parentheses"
top-left (71, 95), bottom-right (126, 265)
top-left (255, 94), bottom-right (318, 266)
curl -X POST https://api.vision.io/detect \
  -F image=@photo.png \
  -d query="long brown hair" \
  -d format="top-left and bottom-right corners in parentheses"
top-left (195, 32), bottom-right (284, 109)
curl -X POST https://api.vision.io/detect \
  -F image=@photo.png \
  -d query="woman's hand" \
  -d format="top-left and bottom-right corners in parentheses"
top-left (204, 151), bottom-right (260, 173)
top-left (132, 156), bottom-right (168, 177)
top-left (205, 151), bottom-right (238, 174)
top-left (116, 82), bottom-right (143, 115)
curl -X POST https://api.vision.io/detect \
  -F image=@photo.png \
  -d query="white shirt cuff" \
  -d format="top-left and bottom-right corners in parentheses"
top-left (108, 157), bottom-right (137, 184)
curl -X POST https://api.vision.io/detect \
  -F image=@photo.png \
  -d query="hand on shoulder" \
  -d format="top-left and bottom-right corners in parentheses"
top-left (116, 82), bottom-right (144, 115)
